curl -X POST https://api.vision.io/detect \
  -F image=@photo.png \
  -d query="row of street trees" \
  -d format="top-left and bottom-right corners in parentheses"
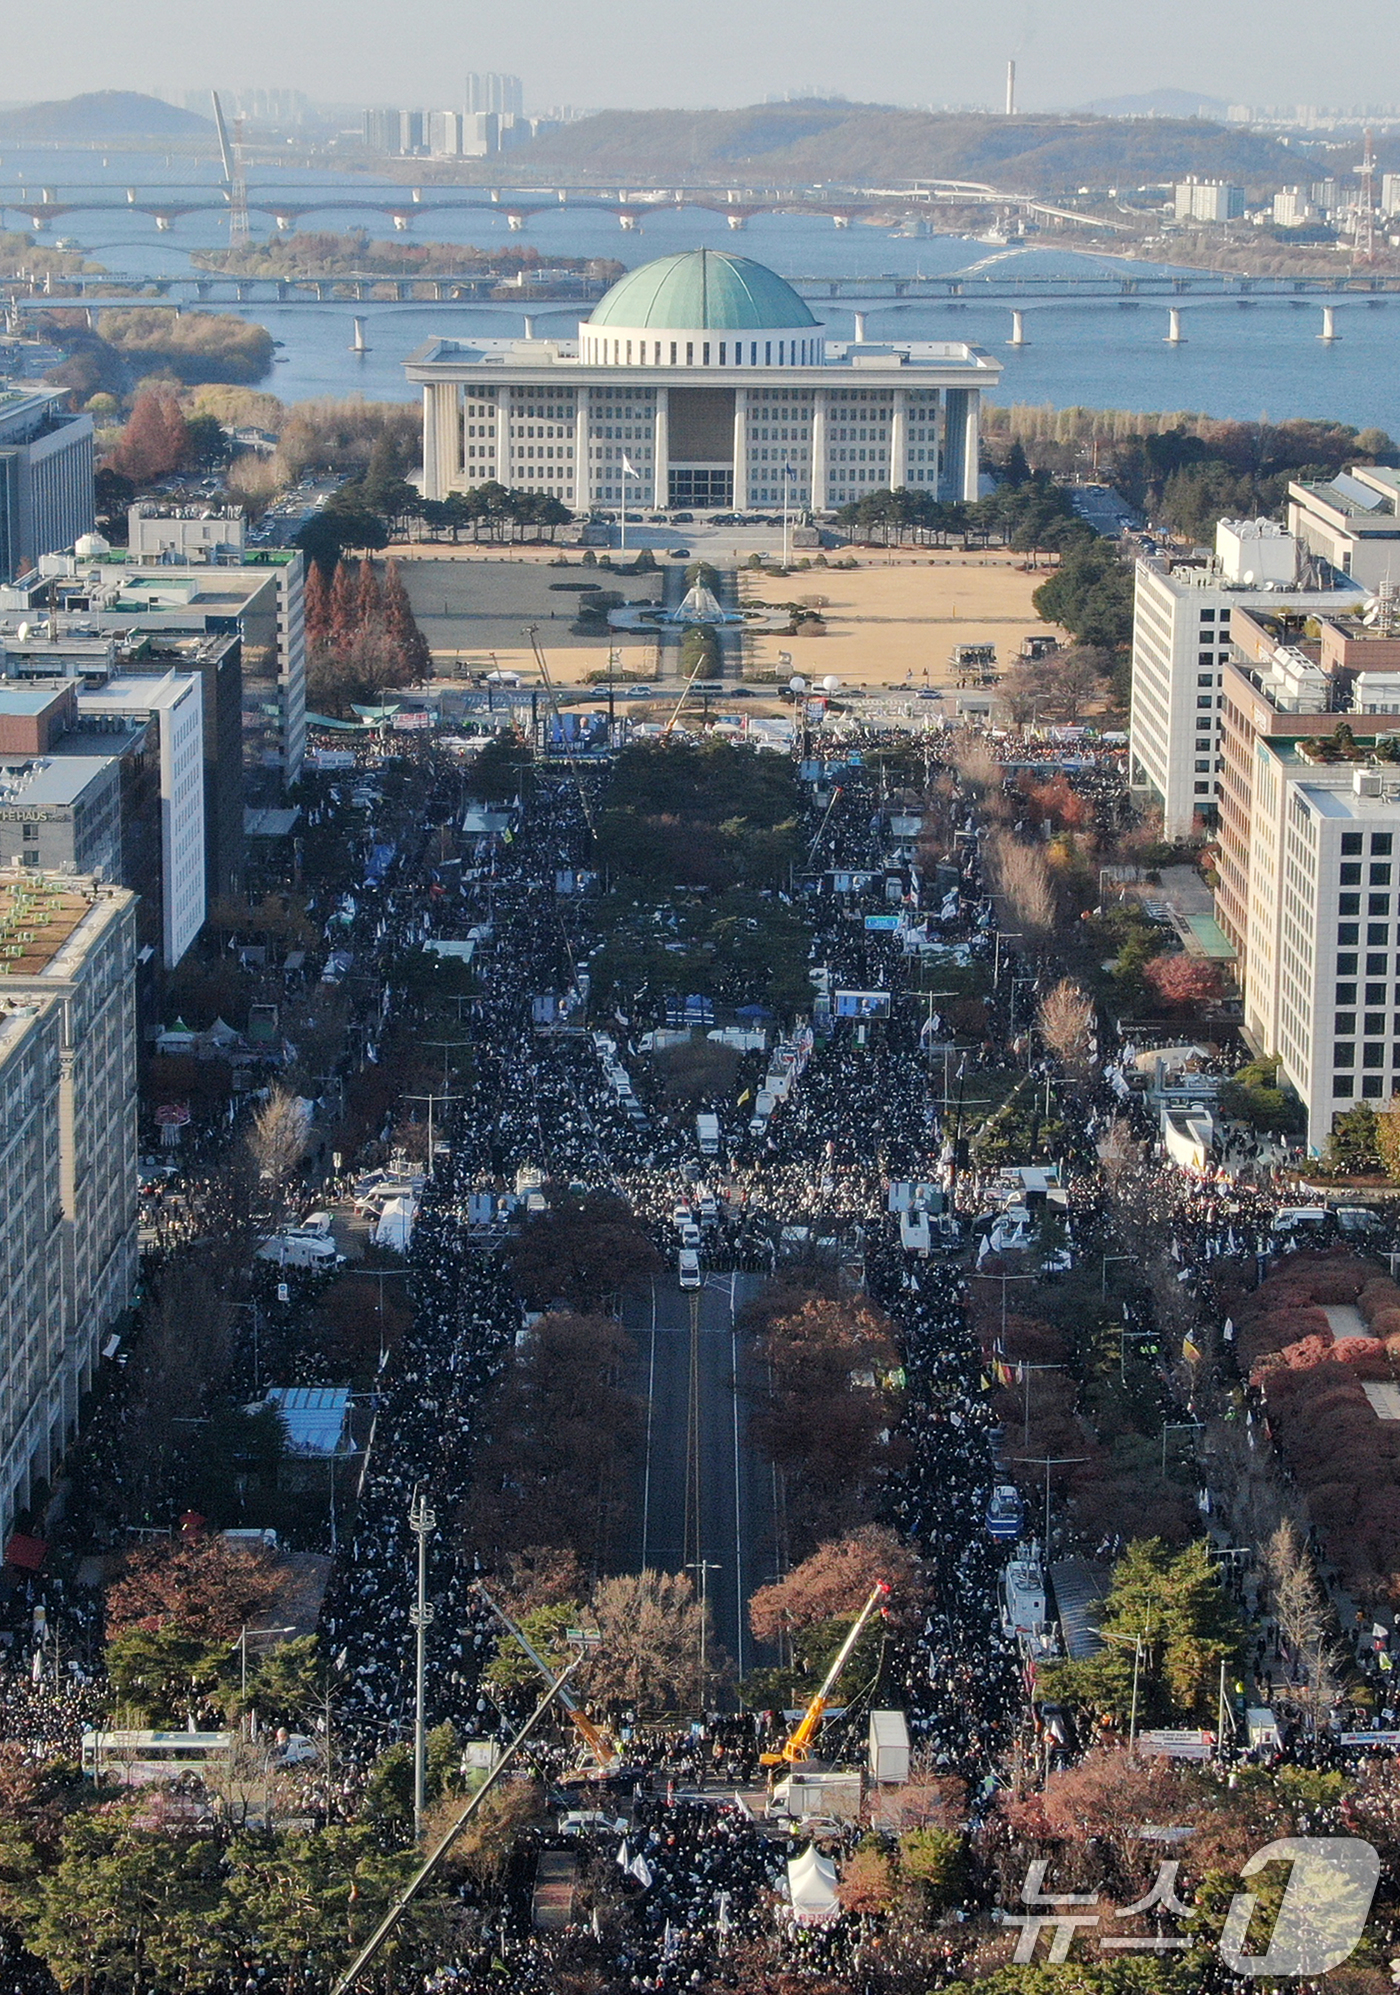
top-left (303, 555), bottom-right (432, 715)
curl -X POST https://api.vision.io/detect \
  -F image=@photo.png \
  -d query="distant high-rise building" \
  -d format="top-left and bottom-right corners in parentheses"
top-left (1273, 186), bottom-right (1314, 227)
top-left (1173, 177), bottom-right (1245, 223)
top-left (428, 109), bottom-right (463, 157)
top-left (465, 73), bottom-right (523, 118)
top-left (233, 88), bottom-right (309, 128)
top-left (0, 389), bottom-right (94, 588)
top-left (1382, 173), bottom-right (1400, 216)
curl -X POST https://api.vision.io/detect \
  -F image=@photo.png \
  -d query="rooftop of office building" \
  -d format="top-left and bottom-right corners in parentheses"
top-left (0, 877), bottom-right (117, 977)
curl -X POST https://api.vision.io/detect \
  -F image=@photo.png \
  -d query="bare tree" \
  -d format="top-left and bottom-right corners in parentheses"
top-left (1038, 978), bottom-right (1095, 1073)
top-left (1045, 646), bottom-right (1112, 723)
top-left (580, 1569), bottom-right (717, 1713)
top-left (986, 831), bottom-right (1057, 935)
top-left (248, 1086), bottom-right (311, 1190)
top-left (1262, 1519), bottom-right (1344, 1729)
top-left (248, 1085), bottom-right (312, 1231)
top-left (949, 736), bottom-right (1001, 796)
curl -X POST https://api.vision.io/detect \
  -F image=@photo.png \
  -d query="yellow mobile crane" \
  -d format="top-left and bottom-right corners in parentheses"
top-left (762, 1580), bottom-right (891, 1767)
top-left (476, 1581), bottom-right (619, 1776)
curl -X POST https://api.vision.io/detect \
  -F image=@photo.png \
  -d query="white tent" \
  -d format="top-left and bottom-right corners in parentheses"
top-left (786, 1844), bottom-right (841, 1925)
top-left (374, 1194), bottom-right (418, 1253)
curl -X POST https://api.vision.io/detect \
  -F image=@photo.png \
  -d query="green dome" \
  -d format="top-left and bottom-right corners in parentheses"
top-left (587, 250), bottom-right (818, 331)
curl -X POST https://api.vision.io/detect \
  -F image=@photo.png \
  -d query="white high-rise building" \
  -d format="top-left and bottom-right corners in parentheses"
top-left (0, 876), bottom-right (137, 1540)
top-left (1129, 528), bottom-right (1364, 839)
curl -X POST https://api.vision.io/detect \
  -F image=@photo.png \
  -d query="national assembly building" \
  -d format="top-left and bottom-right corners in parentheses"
top-left (405, 248), bottom-right (1001, 514)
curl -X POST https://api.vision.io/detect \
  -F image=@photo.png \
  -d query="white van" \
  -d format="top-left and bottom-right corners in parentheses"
top-left (678, 1249), bottom-right (701, 1289)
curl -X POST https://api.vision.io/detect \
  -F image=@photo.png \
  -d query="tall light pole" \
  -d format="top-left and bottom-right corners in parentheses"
top-left (686, 1559), bottom-right (721, 1709)
top-left (402, 1090), bottom-right (460, 1180)
top-left (409, 1487), bottom-right (436, 1837)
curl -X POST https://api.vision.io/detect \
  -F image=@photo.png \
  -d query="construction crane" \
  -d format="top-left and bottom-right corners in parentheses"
top-left (476, 1581), bottom-right (619, 1774)
top-left (761, 1579), bottom-right (890, 1767)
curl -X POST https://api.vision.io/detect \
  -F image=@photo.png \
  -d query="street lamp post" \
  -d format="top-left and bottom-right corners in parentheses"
top-left (994, 930), bottom-right (1024, 983)
top-left (409, 1488), bottom-right (436, 1837)
top-left (685, 1559), bottom-right (721, 1708)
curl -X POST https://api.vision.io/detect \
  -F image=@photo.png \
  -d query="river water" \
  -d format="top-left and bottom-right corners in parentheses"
top-left (7, 146), bottom-right (1400, 434)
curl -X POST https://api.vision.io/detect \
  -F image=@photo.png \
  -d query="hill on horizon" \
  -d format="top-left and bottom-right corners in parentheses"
top-left (1076, 88), bottom-right (1232, 120)
top-left (500, 102), bottom-right (1313, 194)
top-left (0, 91), bottom-right (213, 141)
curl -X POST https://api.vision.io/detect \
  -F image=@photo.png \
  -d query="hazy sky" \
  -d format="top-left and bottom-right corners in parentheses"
top-left (14, 0), bottom-right (1400, 114)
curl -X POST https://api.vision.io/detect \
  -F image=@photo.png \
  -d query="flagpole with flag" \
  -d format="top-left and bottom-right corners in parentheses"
top-left (620, 453), bottom-right (641, 559)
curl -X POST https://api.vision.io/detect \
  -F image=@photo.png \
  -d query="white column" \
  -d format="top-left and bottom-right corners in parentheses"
top-left (732, 387), bottom-right (749, 510)
top-left (962, 387), bottom-right (981, 502)
top-left (653, 386), bottom-right (668, 510)
top-left (810, 390), bottom-right (828, 511)
top-left (573, 386), bottom-right (591, 509)
top-left (432, 382), bottom-right (461, 494)
top-left (890, 388), bottom-right (908, 493)
top-left (422, 384), bottom-right (441, 499)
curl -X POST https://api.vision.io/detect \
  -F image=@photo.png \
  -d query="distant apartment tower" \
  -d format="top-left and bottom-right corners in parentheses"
top-left (1173, 177), bottom-right (1245, 223)
top-left (1383, 174), bottom-right (1400, 216)
top-left (0, 876), bottom-right (137, 1542)
top-left (0, 389), bottom-right (94, 587)
top-left (363, 107), bottom-right (400, 152)
top-left (428, 110), bottom-right (463, 158)
top-left (1312, 178), bottom-right (1339, 213)
top-left (466, 73), bottom-right (523, 117)
top-left (233, 88), bottom-right (309, 127)
top-left (1273, 186), bottom-right (1314, 227)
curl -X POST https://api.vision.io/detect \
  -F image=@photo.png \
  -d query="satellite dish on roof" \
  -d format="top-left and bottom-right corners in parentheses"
top-left (1242, 570), bottom-right (1256, 586)
top-left (821, 674), bottom-right (841, 693)
top-left (15, 622), bottom-right (30, 642)
top-left (789, 675), bottom-right (807, 692)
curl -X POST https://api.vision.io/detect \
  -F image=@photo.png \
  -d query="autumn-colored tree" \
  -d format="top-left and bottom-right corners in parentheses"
top-left (1141, 953), bottom-right (1224, 1009)
top-left (355, 555), bottom-right (383, 627)
top-left (837, 1842), bottom-right (897, 1917)
top-left (105, 389), bottom-right (190, 484)
top-left (381, 558), bottom-right (432, 680)
top-left (248, 1084), bottom-right (311, 1206)
top-left (749, 1526), bottom-right (916, 1644)
top-left (327, 557), bottom-right (359, 651)
top-left (504, 1190), bottom-right (661, 1312)
top-left (302, 558), bottom-right (328, 646)
top-left (753, 1297), bottom-right (906, 1553)
top-left (106, 1537), bottom-right (284, 1643)
top-left (466, 1311), bottom-right (641, 1568)
top-left (1378, 1097), bottom-right (1400, 1184)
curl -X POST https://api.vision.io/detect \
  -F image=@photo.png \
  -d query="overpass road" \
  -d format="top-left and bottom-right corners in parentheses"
top-left (621, 1272), bottom-right (778, 1696)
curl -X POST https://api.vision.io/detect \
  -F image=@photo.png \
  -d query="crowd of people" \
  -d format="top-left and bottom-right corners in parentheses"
top-left (9, 713), bottom-right (1400, 1991)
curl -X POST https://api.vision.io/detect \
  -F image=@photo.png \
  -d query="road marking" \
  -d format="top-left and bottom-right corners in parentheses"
top-left (641, 1279), bottom-right (657, 1568)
